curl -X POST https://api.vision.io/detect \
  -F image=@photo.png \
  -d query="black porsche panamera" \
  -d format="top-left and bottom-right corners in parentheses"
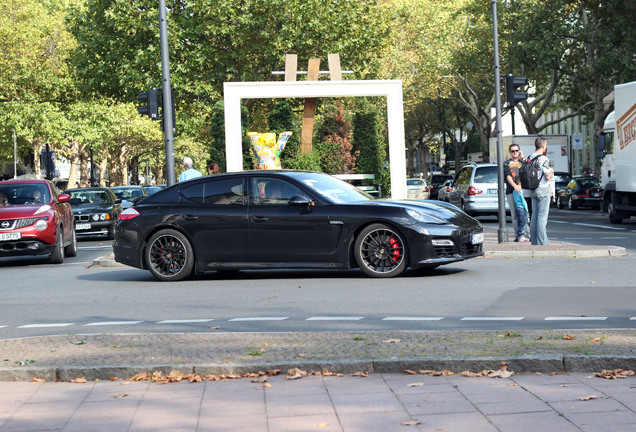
top-left (113, 171), bottom-right (484, 281)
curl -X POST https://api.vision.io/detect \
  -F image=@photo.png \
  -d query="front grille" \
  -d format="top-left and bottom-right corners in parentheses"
top-left (0, 217), bottom-right (47, 230)
top-left (434, 245), bottom-right (456, 257)
top-left (75, 215), bottom-right (91, 222)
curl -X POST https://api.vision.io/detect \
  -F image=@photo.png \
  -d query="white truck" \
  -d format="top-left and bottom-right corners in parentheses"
top-left (598, 80), bottom-right (636, 223)
top-left (489, 134), bottom-right (570, 174)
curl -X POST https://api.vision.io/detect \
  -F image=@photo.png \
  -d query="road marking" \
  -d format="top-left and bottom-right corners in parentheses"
top-left (550, 220), bottom-right (569, 224)
top-left (78, 246), bottom-right (113, 250)
top-left (601, 237), bottom-right (627, 240)
top-left (630, 317), bottom-right (636, 321)
top-left (84, 321), bottom-right (143, 326)
top-left (545, 317), bottom-right (607, 321)
top-left (382, 317), bottom-right (444, 321)
top-left (564, 238), bottom-right (587, 240)
top-left (460, 317), bottom-right (524, 321)
top-left (306, 317), bottom-right (364, 321)
top-left (157, 319), bottom-right (215, 324)
top-left (229, 317), bottom-right (289, 321)
top-left (572, 223), bottom-right (625, 230)
top-left (18, 323), bottom-right (74, 328)
top-left (0, 325), bottom-right (7, 328)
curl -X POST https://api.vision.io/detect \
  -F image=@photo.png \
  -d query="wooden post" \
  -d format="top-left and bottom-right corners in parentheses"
top-left (300, 58), bottom-right (320, 154)
top-left (284, 54), bottom-right (297, 82)
top-left (328, 53), bottom-right (342, 81)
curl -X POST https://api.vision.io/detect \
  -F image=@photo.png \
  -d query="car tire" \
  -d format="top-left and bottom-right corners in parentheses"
top-left (145, 229), bottom-right (194, 281)
top-left (107, 223), bottom-right (115, 240)
top-left (64, 226), bottom-right (77, 257)
top-left (557, 197), bottom-right (564, 209)
top-left (50, 228), bottom-right (64, 264)
top-left (354, 223), bottom-right (407, 278)
top-left (608, 194), bottom-right (623, 224)
top-left (568, 196), bottom-right (577, 210)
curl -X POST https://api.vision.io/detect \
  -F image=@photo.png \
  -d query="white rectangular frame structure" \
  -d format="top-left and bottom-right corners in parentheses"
top-left (223, 80), bottom-right (407, 199)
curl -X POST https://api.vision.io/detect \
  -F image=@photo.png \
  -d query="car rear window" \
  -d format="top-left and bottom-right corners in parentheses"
top-left (473, 166), bottom-right (498, 183)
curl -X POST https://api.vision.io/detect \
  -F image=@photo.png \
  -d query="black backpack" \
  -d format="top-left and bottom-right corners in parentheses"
top-left (519, 155), bottom-right (543, 190)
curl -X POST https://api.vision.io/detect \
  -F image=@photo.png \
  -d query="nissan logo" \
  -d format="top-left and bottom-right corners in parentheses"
top-left (1, 221), bottom-right (10, 229)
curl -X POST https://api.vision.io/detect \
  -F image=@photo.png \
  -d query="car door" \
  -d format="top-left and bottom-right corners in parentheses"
top-left (449, 167), bottom-right (470, 207)
top-left (178, 177), bottom-right (249, 264)
top-left (247, 176), bottom-right (335, 264)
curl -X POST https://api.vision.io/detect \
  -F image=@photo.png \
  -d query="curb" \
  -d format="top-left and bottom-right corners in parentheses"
top-left (2, 355), bottom-right (635, 381)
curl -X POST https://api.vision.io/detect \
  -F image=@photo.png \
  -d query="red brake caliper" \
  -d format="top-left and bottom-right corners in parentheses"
top-left (389, 238), bottom-right (400, 262)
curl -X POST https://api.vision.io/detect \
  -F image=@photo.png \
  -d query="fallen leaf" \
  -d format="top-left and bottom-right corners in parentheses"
top-left (71, 377), bottom-right (87, 383)
top-left (113, 393), bottom-right (128, 398)
top-left (263, 383), bottom-right (271, 388)
top-left (251, 377), bottom-right (268, 383)
top-left (382, 338), bottom-right (402, 343)
top-left (407, 382), bottom-right (425, 387)
top-left (298, 353), bottom-right (307, 358)
top-left (595, 369), bottom-right (636, 379)
top-left (31, 377), bottom-right (45, 383)
top-left (209, 326), bottom-right (220, 330)
top-left (562, 335), bottom-right (575, 340)
top-left (592, 337), bottom-right (601, 342)
top-left (108, 377), bottom-right (120, 381)
top-left (500, 361), bottom-right (509, 372)
top-left (401, 419), bottom-right (421, 426)
top-left (350, 371), bottom-right (369, 377)
top-left (578, 395), bottom-right (598, 401)
top-left (316, 423), bottom-right (329, 428)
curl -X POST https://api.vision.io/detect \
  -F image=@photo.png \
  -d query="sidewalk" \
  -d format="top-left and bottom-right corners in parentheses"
top-left (1, 372), bottom-right (635, 431)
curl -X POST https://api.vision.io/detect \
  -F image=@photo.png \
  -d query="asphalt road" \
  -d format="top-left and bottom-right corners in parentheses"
top-left (1, 210), bottom-right (634, 339)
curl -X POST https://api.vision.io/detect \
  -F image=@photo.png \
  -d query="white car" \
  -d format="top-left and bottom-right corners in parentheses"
top-left (406, 178), bottom-right (430, 199)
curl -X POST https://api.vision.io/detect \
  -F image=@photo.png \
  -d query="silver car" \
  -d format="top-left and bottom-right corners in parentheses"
top-left (448, 163), bottom-right (508, 216)
top-left (436, 179), bottom-right (454, 202)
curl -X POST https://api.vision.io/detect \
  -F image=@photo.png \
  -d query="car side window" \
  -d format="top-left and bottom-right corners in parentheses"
top-left (181, 178), bottom-right (245, 205)
top-left (457, 168), bottom-right (471, 185)
top-left (251, 178), bottom-right (304, 205)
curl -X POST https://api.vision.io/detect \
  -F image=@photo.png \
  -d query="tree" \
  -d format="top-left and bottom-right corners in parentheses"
top-left (352, 98), bottom-right (386, 178)
top-left (315, 102), bottom-right (355, 174)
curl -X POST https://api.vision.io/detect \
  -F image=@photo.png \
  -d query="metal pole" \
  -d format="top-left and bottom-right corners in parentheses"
top-left (492, 0), bottom-right (508, 243)
top-left (13, 128), bottom-right (17, 179)
top-left (158, 0), bottom-right (175, 186)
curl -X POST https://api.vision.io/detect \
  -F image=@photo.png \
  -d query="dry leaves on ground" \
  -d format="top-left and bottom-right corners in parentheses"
top-left (403, 369), bottom-right (454, 376)
top-left (595, 369), bottom-right (636, 379)
top-left (461, 361), bottom-right (514, 378)
top-left (401, 419), bottom-right (421, 426)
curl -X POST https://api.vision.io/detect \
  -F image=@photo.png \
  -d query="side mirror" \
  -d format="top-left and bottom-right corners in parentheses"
top-left (58, 193), bottom-right (70, 203)
top-left (288, 195), bottom-right (311, 207)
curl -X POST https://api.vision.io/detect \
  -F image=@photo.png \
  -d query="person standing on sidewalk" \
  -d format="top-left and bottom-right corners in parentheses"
top-left (504, 144), bottom-right (525, 239)
top-left (178, 157), bottom-right (202, 182)
top-left (529, 136), bottom-right (554, 245)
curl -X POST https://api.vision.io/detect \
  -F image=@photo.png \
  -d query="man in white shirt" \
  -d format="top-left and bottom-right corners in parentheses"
top-left (529, 136), bottom-right (554, 245)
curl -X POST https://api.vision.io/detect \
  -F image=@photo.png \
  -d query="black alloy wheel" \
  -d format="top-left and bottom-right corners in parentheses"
top-left (145, 229), bottom-right (194, 281)
top-left (64, 226), bottom-right (77, 257)
top-left (354, 223), bottom-right (407, 278)
top-left (568, 196), bottom-right (577, 210)
top-left (50, 228), bottom-right (64, 264)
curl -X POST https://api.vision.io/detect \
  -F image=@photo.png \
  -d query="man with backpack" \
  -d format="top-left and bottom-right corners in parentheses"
top-left (527, 136), bottom-right (554, 245)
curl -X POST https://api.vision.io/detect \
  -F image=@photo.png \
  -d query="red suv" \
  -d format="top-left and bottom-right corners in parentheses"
top-left (0, 179), bottom-right (77, 263)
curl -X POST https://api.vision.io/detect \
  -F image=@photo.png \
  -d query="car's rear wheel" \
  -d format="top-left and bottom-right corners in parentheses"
top-left (64, 226), bottom-right (77, 257)
top-left (354, 224), bottom-right (407, 278)
top-left (145, 229), bottom-right (194, 281)
top-left (50, 228), bottom-right (64, 264)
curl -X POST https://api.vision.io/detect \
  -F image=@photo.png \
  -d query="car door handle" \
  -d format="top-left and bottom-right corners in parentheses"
top-left (251, 216), bottom-right (269, 222)
top-left (183, 215), bottom-right (198, 221)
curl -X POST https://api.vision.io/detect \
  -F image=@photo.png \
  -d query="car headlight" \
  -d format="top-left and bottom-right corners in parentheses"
top-left (405, 209), bottom-right (445, 224)
top-left (101, 213), bottom-right (108, 221)
top-left (92, 214), bottom-right (99, 221)
top-left (34, 205), bottom-right (51, 215)
top-left (34, 219), bottom-right (48, 231)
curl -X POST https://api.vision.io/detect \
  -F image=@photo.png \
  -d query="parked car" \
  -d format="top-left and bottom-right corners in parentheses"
top-left (556, 176), bottom-right (602, 210)
top-left (448, 163), bottom-right (509, 216)
top-left (437, 179), bottom-right (454, 202)
top-left (65, 187), bottom-right (122, 239)
top-left (113, 170), bottom-right (484, 281)
top-left (406, 178), bottom-right (430, 199)
top-left (0, 179), bottom-right (77, 263)
top-left (429, 174), bottom-right (454, 200)
top-left (110, 185), bottom-right (147, 209)
top-left (551, 171), bottom-right (572, 207)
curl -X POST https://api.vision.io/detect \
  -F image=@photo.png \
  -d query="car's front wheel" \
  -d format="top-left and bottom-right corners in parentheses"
top-left (354, 224), bottom-right (407, 278)
top-left (145, 229), bottom-right (194, 281)
top-left (50, 228), bottom-right (64, 264)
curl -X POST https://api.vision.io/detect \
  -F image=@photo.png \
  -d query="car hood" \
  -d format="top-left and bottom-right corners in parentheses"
top-left (358, 199), bottom-right (479, 226)
top-left (0, 204), bottom-right (53, 219)
top-left (72, 203), bottom-right (114, 213)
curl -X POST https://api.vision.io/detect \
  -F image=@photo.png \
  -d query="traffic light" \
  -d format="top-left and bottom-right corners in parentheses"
top-left (137, 88), bottom-right (159, 120)
top-left (505, 74), bottom-right (527, 108)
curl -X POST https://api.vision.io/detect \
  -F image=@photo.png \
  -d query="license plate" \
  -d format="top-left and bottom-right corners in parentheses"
top-left (592, 193), bottom-right (600, 197)
top-left (76, 223), bottom-right (91, 230)
top-left (0, 232), bottom-right (21, 241)
top-left (488, 189), bottom-right (497, 194)
top-left (472, 233), bottom-right (484, 244)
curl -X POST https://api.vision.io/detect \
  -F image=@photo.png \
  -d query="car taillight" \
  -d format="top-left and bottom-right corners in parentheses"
top-left (423, 186), bottom-right (429, 192)
top-left (118, 208), bottom-right (140, 221)
top-left (467, 186), bottom-right (482, 196)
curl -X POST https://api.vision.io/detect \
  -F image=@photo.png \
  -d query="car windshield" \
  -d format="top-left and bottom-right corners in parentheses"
top-left (68, 190), bottom-right (112, 205)
top-left (0, 183), bottom-right (50, 206)
top-left (554, 174), bottom-right (571, 185)
top-left (292, 172), bottom-right (372, 203)
top-left (579, 178), bottom-right (599, 188)
top-left (407, 179), bottom-right (425, 186)
top-left (112, 187), bottom-right (143, 199)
